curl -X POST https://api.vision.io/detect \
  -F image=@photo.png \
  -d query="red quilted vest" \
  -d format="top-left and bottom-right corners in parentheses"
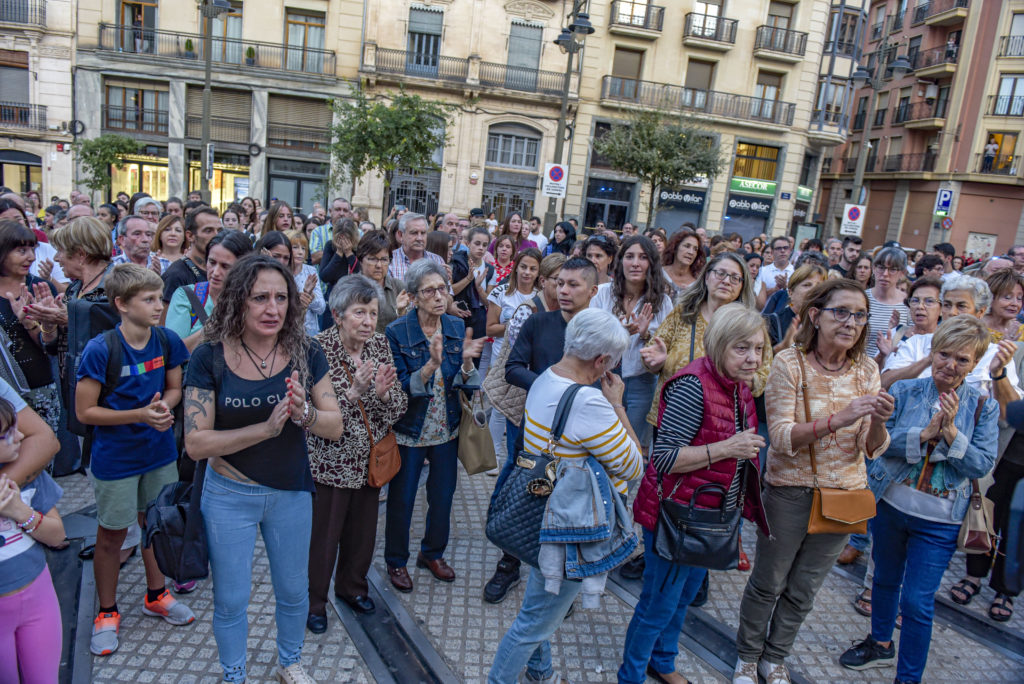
top-left (632, 355), bottom-right (770, 536)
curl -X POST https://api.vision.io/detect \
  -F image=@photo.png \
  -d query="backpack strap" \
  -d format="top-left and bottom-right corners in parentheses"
top-left (99, 329), bottom-right (124, 407)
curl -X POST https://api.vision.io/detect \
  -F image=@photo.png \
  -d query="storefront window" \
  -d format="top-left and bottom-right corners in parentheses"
top-left (109, 150), bottom-right (168, 202)
top-left (188, 152), bottom-right (250, 214)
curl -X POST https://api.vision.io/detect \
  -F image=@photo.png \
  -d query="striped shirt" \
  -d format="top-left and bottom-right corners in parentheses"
top-left (652, 375), bottom-right (743, 509)
top-left (522, 369), bottom-right (643, 494)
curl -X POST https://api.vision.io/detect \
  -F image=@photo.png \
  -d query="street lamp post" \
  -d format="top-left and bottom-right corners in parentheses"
top-left (200, 0), bottom-right (232, 205)
top-left (543, 3), bottom-right (593, 233)
top-left (850, 39), bottom-right (911, 207)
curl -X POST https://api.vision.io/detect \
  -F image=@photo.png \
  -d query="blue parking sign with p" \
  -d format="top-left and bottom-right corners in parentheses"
top-left (935, 189), bottom-right (953, 215)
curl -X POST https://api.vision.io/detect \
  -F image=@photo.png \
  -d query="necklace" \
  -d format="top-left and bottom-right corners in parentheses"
top-left (813, 349), bottom-right (846, 373)
top-left (77, 267), bottom-right (105, 298)
top-left (241, 340), bottom-right (278, 377)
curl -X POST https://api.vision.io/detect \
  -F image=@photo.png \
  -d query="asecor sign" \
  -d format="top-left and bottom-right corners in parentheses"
top-left (541, 163), bottom-right (567, 198)
top-left (729, 177), bottom-right (777, 198)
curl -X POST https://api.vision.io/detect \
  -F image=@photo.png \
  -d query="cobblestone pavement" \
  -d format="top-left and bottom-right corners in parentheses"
top-left (57, 466), bottom-right (1024, 684)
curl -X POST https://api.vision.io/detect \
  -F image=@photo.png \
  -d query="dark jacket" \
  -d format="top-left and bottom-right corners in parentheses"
top-left (385, 309), bottom-right (480, 439)
top-left (505, 310), bottom-right (568, 390)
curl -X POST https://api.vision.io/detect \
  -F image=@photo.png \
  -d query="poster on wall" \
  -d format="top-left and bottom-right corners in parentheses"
top-left (964, 232), bottom-right (997, 259)
top-left (234, 177), bottom-right (250, 201)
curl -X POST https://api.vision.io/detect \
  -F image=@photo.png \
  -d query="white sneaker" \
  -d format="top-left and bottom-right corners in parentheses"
top-left (276, 663), bottom-right (316, 684)
top-left (758, 659), bottom-right (791, 684)
top-left (732, 659), bottom-right (758, 684)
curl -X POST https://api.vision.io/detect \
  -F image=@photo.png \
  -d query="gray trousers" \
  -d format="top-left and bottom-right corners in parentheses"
top-left (736, 484), bottom-right (849, 664)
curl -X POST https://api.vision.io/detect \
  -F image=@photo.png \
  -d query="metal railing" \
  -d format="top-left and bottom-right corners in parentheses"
top-left (881, 152), bottom-right (937, 172)
top-left (102, 105), bottom-right (168, 135)
top-left (684, 12), bottom-right (737, 44)
top-left (478, 61), bottom-right (566, 96)
top-left (97, 23), bottom-right (337, 75)
top-left (0, 0), bottom-right (44, 26)
top-left (903, 99), bottom-right (948, 121)
top-left (373, 47), bottom-right (469, 84)
top-left (601, 76), bottom-right (795, 126)
top-left (811, 109), bottom-right (848, 127)
top-left (267, 123), bottom-right (329, 152)
top-left (975, 153), bottom-right (1018, 175)
top-left (870, 21), bottom-right (884, 41)
top-left (852, 111), bottom-right (866, 130)
top-left (609, 1), bottom-right (664, 32)
top-left (185, 115), bottom-right (250, 144)
top-left (890, 11), bottom-right (905, 31)
top-left (873, 107), bottom-right (887, 127)
top-left (914, 44), bottom-right (959, 70)
top-left (0, 102), bottom-right (46, 131)
top-left (912, 0), bottom-right (969, 24)
top-left (989, 95), bottom-right (1024, 117)
top-left (999, 35), bottom-right (1024, 57)
top-left (754, 25), bottom-right (808, 56)
top-left (825, 38), bottom-right (858, 57)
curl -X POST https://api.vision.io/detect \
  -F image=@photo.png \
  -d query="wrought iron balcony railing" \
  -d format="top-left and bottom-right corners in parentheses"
top-left (684, 12), bottom-right (737, 44)
top-left (754, 25), bottom-right (808, 56)
top-left (609, 1), bottom-right (664, 32)
top-left (0, 0), bottom-right (44, 26)
top-left (102, 105), bottom-right (168, 135)
top-left (0, 102), bottom-right (46, 131)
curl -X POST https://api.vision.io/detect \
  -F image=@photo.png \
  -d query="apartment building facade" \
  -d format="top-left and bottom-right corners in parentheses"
top-left (819, 0), bottom-right (1024, 254)
top-left (73, 0), bottom-right (362, 212)
top-left (0, 0), bottom-right (76, 198)
top-left (559, 0), bottom-right (866, 240)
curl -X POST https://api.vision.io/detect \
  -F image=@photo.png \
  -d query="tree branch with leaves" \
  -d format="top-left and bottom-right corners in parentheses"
top-left (592, 108), bottom-right (725, 226)
top-left (74, 134), bottom-right (141, 198)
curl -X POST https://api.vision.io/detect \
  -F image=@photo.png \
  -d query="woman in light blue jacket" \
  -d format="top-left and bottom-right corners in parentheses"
top-left (839, 315), bottom-right (998, 684)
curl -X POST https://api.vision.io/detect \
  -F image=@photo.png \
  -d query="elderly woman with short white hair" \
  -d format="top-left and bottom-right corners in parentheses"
top-left (489, 308), bottom-right (644, 684)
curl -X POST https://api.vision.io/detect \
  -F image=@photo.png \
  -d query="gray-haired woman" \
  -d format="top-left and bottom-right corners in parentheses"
top-left (866, 246), bottom-right (909, 359)
top-left (306, 275), bottom-right (408, 632)
top-left (489, 308), bottom-right (644, 684)
top-left (384, 259), bottom-right (484, 593)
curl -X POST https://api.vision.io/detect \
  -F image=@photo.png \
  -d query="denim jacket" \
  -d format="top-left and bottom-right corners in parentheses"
top-left (539, 456), bottom-right (638, 579)
top-left (867, 377), bottom-right (999, 522)
top-left (385, 310), bottom-right (480, 440)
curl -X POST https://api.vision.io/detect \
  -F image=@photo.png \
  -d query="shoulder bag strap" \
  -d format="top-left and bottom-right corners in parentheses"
top-left (183, 285), bottom-right (210, 326)
top-left (688, 320), bottom-right (697, 363)
top-left (544, 383), bottom-right (584, 453)
top-left (181, 257), bottom-right (203, 280)
top-left (795, 349), bottom-right (819, 485)
top-left (340, 361), bottom-right (375, 439)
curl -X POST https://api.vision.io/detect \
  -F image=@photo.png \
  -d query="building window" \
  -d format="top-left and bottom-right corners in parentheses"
top-left (207, 1), bottom-right (243, 64)
top-left (995, 75), bottom-right (1024, 116)
top-left (874, 91), bottom-right (889, 126)
top-left (753, 72), bottom-right (782, 120)
top-left (286, 10), bottom-right (325, 72)
top-left (684, 58), bottom-right (714, 108)
top-left (486, 127), bottom-right (540, 170)
top-left (799, 153), bottom-right (817, 187)
top-left (119, 0), bottom-right (158, 53)
top-left (766, 1), bottom-right (792, 30)
top-left (0, 60), bottom-right (29, 105)
top-left (814, 78), bottom-right (847, 126)
top-left (733, 143), bottom-right (779, 181)
top-left (826, 9), bottom-right (859, 57)
top-left (407, 6), bottom-right (443, 73)
top-left (104, 83), bottom-right (169, 134)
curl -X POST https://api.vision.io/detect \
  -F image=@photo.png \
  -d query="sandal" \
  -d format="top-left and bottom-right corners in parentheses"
top-left (990, 594), bottom-right (1014, 622)
top-left (950, 578), bottom-right (981, 605)
top-left (853, 589), bottom-right (872, 617)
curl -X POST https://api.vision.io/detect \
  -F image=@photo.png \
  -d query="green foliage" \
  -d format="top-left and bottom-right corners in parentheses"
top-left (74, 134), bottom-right (141, 194)
top-left (329, 83), bottom-right (457, 212)
top-left (592, 108), bottom-right (725, 223)
top-left (245, 46), bottom-right (255, 59)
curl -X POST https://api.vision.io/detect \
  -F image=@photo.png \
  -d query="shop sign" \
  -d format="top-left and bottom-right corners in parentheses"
top-left (797, 185), bottom-right (814, 203)
top-left (726, 194), bottom-right (773, 218)
top-left (729, 177), bottom-right (777, 197)
top-left (658, 189), bottom-right (706, 210)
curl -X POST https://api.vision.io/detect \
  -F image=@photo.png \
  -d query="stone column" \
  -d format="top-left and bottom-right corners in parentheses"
top-left (249, 89), bottom-right (268, 202)
top-left (168, 81), bottom-right (187, 199)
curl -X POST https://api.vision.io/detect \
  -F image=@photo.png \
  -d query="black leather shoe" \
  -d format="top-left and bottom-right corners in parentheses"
top-left (306, 613), bottom-right (327, 634)
top-left (691, 573), bottom-right (710, 608)
top-left (483, 558), bottom-right (521, 604)
top-left (339, 594), bottom-right (375, 614)
top-left (619, 555), bottom-right (645, 580)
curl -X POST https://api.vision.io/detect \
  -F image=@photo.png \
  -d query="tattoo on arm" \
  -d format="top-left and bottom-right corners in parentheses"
top-left (184, 387), bottom-right (213, 435)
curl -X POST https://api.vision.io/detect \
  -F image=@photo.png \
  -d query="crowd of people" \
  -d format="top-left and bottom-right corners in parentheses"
top-left (0, 184), bottom-right (1022, 684)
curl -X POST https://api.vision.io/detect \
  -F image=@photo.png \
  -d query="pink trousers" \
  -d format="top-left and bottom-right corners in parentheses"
top-left (0, 565), bottom-right (62, 684)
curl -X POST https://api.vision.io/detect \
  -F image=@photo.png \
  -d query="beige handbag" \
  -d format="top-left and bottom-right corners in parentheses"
top-left (457, 392), bottom-right (497, 475)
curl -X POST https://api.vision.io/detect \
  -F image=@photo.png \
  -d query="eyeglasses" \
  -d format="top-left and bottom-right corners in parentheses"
top-left (417, 286), bottom-right (446, 298)
top-left (707, 268), bottom-right (743, 285)
top-left (362, 256), bottom-right (389, 265)
top-left (822, 307), bottom-right (869, 325)
top-left (772, 245), bottom-right (790, 251)
top-left (908, 296), bottom-right (939, 307)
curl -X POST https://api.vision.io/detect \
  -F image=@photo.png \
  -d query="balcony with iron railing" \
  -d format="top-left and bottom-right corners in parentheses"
top-left (870, 20), bottom-right (884, 41)
top-left (912, 0), bottom-right (969, 26)
top-left (609, 1), bottom-right (664, 36)
top-left (267, 123), bottom-right (329, 153)
top-left (879, 152), bottom-right (937, 173)
top-left (96, 23), bottom-right (337, 76)
top-left (975, 153), bottom-right (1019, 177)
top-left (873, 107), bottom-right (887, 127)
top-left (890, 11), bottom-right (905, 32)
top-left (0, 102), bottom-right (46, 131)
top-left (0, 0), bottom-right (44, 27)
top-left (903, 99), bottom-right (948, 128)
top-left (372, 47), bottom-right (469, 84)
top-left (989, 95), bottom-right (1024, 117)
top-left (185, 115), bottom-right (251, 144)
top-left (479, 61), bottom-right (565, 96)
top-left (753, 25), bottom-right (808, 62)
top-left (852, 111), bottom-right (867, 130)
top-left (913, 44), bottom-right (959, 76)
top-left (683, 12), bottom-right (737, 51)
top-left (600, 76), bottom-right (795, 126)
top-left (999, 35), bottom-right (1024, 58)
top-left (102, 105), bottom-right (168, 135)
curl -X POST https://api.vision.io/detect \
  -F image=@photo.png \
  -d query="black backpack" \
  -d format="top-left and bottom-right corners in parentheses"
top-left (142, 343), bottom-right (223, 584)
top-left (66, 265), bottom-right (119, 436)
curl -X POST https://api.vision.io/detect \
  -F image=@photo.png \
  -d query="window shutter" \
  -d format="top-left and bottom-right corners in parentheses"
top-left (186, 86), bottom-right (251, 119)
top-left (409, 7), bottom-right (443, 35)
top-left (508, 23), bottom-right (542, 70)
top-left (268, 95), bottom-right (331, 128)
top-left (0, 66), bottom-right (29, 101)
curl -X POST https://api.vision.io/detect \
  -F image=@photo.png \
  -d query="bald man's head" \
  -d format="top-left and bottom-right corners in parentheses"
top-left (66, 204), bottom-right (94, 220)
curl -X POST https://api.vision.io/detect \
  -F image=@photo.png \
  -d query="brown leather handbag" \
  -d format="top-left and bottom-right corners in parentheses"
top-left (342, 364), bottom-right (400, 488)
top-left (797, 351), bottom-right (876, 535)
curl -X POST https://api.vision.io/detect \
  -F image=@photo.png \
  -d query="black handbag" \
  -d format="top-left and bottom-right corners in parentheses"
top-left (653, 473), bottom-right (746, 571)
top-left (143, 461), bottom-right (209, 584)
top-left (485, 383), bottom-right (584, 569)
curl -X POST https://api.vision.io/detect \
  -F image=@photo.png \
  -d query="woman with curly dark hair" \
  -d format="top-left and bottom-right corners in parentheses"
top-left (183, 254), bottom-right (342, 684)
top-left (662, 230), bottom-right (705, 296)
top-left (260, 201), bottom-right (294, 239)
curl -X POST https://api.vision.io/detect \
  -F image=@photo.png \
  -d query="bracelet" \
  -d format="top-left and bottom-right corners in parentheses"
top-left (18, 511), bottom-right (38, 531)
top-left (40, 324), bottom-right (57, 335)
top-left (29, 512), bottom-right (44, 534)
top-left (301, 404), bottom-right (317, 429)
top-left (705, 444), bottom-right (712, 468)
top-left (827, 414), bottom-right (835, 433)
top-left (991, 369), bottom-right (1007, 381)
top-left (461, 362), bottom-right (475, 374)
top-left (811, 418), bottom-right (820, 439)
top-left (612, 404), bottom-right (625, 409)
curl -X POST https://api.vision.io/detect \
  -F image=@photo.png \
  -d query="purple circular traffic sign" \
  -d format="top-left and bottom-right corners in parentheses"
top-left (549, 166), bottom-right (564, 182)
top-left (847, 206), bottom-right (861, 221)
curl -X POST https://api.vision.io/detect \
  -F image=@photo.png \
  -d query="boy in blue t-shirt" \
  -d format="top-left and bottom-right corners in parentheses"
top-left (75, 264), bottom-right (193, 657)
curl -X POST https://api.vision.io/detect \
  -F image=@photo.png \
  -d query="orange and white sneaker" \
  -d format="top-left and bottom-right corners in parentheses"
top-left (90, 611), bottom-right (121, 656)
top-left (142, 589), bottom-right (196, 626)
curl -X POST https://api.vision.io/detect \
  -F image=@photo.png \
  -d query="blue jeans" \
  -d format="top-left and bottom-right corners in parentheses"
top-left (201, 468), bottom-right (312, 682)
top-left (488, 570), bottom-right (581, 683)
top-left (623, 373), bottom-right (656, 449)
top-left (848, 532), bottom-right (870, 552)
top-left (384, 438), bottom-right (459, 567)
top-left (506, 418), bottom-right (522, 462)
top-left (618, 529), bottom-right (707, 683)
top-left (871, 499), bottom-right (959, 683)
